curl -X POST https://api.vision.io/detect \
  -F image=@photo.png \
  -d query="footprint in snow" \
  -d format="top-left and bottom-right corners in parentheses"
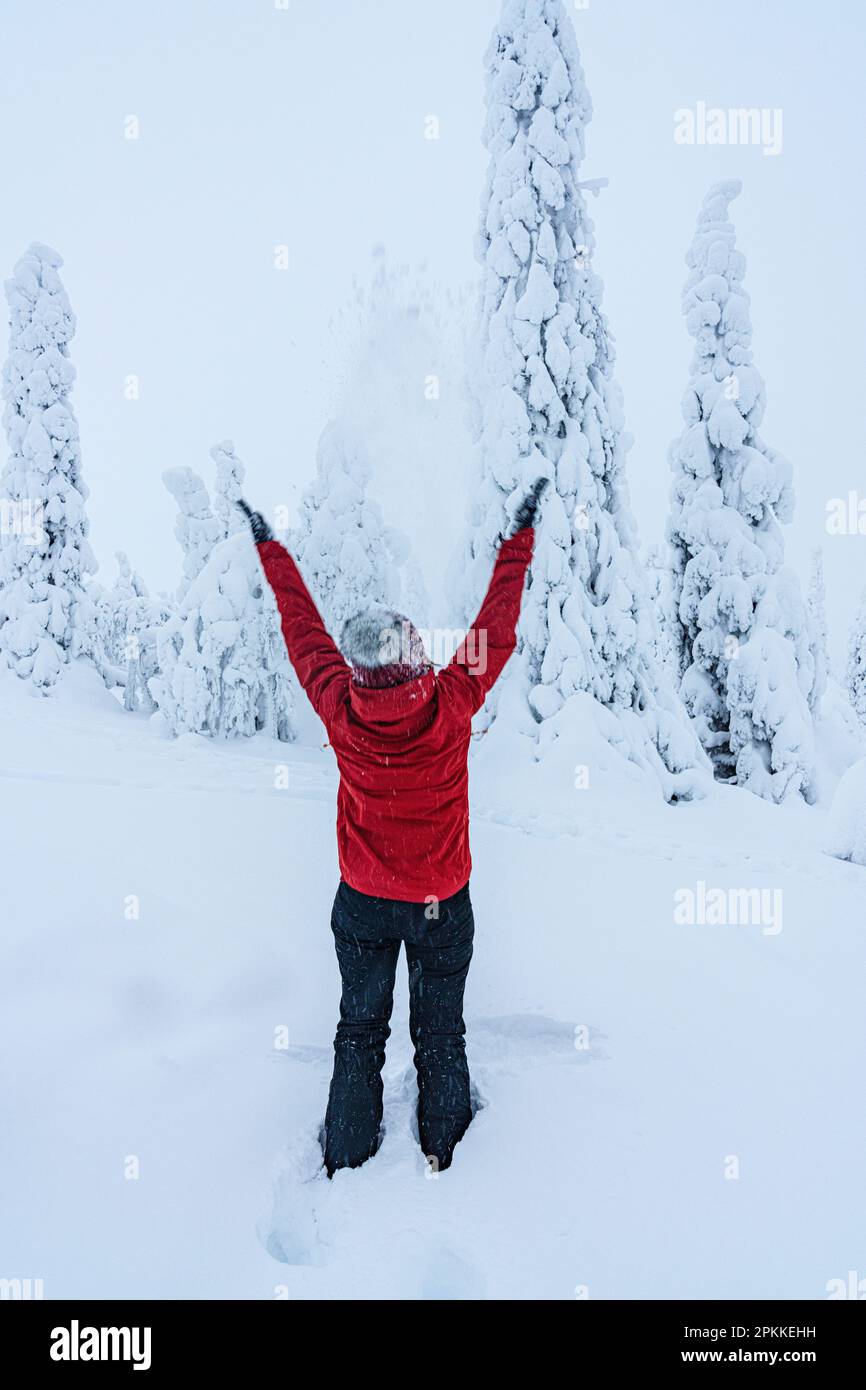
top-left (419, 1246), bottom-right (487, 1300)
top-left (271, 1043), bottom-right (331, 1069)
top-left (258, 1122), bottom-right (327, 1266)
top-left (469, 1012), bottom-right (605, 1070)
top-left (260, 1070), bottom-right (490, 1264)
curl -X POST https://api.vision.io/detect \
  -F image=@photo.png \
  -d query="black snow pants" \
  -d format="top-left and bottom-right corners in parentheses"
top-left (323, 879), bottom-right (475, 1177)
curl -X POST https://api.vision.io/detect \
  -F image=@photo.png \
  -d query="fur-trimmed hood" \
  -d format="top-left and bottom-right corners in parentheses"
top-left (340, 605), bottom-right (429, 672)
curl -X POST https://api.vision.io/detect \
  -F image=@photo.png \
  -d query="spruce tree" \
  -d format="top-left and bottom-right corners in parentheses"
top-left (464, 0), bottom-right (707, 799)
top-left (667, 182), bottom-right (817, 800)
top-left (846, 589), bottom-right (866, 730)
top-left (0, 242), bottom-right (96, 689)
top-left (806, 546), bottom-right (829, 711)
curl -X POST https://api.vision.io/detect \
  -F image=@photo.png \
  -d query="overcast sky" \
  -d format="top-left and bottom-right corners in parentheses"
top-left (2, 0), bottom-right (863, 661)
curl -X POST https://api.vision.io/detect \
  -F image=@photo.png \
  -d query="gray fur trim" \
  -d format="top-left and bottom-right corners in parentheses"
top-left (340, 606), bottom-right (427, 669)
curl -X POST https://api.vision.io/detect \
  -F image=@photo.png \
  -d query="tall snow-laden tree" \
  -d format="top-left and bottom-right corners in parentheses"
top-left (293, 420), bottom-right (405, 635)
top-left (152, 450), bottom-right (294, 741)
top-left (667, 181), bottom-right (817, 802)
top-left (0, 242), bottom-right (96, 689)
top-left (163, 466), bottom-right (222, 599)
top-left (463, 0), bottom-right (708, 799)
top-left (806, 546), bottom-right (829, 709)
top-left (846, 589), bottom-right (866, 730)
top-left (645, 542), bottom-right (685, 683)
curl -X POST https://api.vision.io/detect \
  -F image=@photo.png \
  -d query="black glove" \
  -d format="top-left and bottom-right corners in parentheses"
top-left (510, 477), bottom-right (549, 536)
top-left (237, 498), bottom-right (273, 545)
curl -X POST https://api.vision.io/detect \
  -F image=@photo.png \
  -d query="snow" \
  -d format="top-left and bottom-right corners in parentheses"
top-left (2, 659), bottom-right (864, 1300)
top-left (826, 757), bottom-right (866, 867)
top-left (293, 252), bottom-right (455, 633)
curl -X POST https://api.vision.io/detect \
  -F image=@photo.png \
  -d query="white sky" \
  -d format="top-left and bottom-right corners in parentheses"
top-left (2, 0), bottom-right (864, 662)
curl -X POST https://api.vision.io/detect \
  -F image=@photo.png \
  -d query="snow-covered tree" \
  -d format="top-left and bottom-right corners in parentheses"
top-left (163, 466), bottom-right (222, 599)
top-left (667, 182), bottom-right (817, 801)
top-left (400, 559), bottom-right (431, 631)
top-left (90, 550), bottom-right (169, 711)
top-left (293, 421), bottom-right (405, 635)
top-left (95, 550), bottom-right (148, 667)
top-left (645, 542), bottom-right (684, 683)
top-left (461, 0), bottom-right (707, 799)
top-left (211, 439), bottom-right (246, 539)
top-left (846, 589), bottom-right (866, 730)
top-left (113, 549), bottom-right (147, 602)
top-left (806, 546), bottom-right (829, 709)
top-left (0, 242), bottom-right (96, 689)
top-left (151, 531), bottom-right (294, 740)
top-left (152, 449), bottom-right (294, 741)
top-left (121, 590), bottom-right (173, 715)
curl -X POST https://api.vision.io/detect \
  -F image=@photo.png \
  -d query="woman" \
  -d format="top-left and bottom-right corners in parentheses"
top-left (239, 478), bottom-right (546, 1175)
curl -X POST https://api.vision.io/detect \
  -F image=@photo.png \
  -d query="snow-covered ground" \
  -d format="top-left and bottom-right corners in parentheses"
top-left (2, 662), bottom-right (865, 1300)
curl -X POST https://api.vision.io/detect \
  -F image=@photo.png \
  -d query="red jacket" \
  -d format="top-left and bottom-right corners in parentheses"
top-left (258, 529), bottom-right (534, 902)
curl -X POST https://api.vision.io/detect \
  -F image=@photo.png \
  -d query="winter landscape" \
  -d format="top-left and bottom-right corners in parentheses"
top-left (2, 0), bottom-right (865, 1303)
